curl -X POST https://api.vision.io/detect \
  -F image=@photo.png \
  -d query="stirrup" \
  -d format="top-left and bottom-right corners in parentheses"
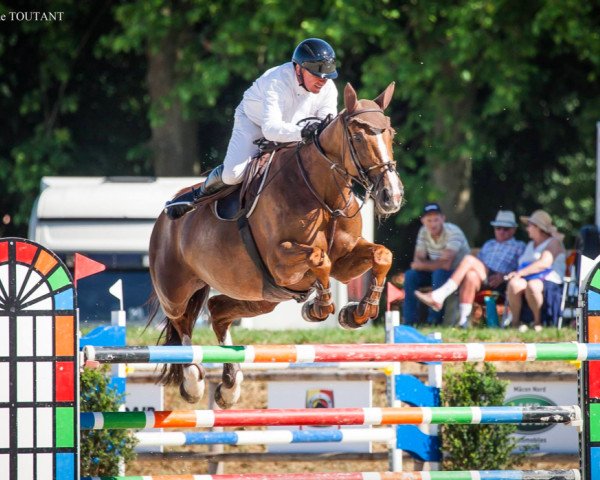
top-left (164, 200), bottom-right (195, 220)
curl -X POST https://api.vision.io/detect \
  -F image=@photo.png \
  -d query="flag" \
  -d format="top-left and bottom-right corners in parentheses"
top-left (109, 279), bottom-right (124, 311)
top-left (386, 282), bottom-right (404, 312)
top-left (74, 253), bottom-right (106, 286)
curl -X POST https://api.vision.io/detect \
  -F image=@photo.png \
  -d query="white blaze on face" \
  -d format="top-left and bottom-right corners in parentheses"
top-left (375, 133), bottom-right (403, 200)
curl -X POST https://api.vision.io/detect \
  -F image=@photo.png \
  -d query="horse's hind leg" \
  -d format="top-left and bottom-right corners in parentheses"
top-left (207, 295), bottom-right (278, 409)
top-left (180, 335), bottom-right (206, 404)
top-left (158, 285), bottom-right (210, 403)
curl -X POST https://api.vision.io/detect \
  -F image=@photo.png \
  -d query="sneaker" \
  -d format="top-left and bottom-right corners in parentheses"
top-left (518, 324), bottom-right (529, 333)
top-left (502, 311), bottom-right (513, 328)
top-left (534, 325), bottom-right (543, 332)
top-left (414, 290), bottom-right (442, 312)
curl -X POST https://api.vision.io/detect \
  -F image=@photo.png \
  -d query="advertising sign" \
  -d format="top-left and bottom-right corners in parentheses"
top-left (267, 380), bottom-right (372, 453)
top-left (126, 382), bottom-right (164, 453)
top-left (505, 378), bottom-right (578, 454)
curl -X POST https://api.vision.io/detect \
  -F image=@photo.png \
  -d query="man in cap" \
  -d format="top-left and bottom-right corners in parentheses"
top-left (415, 210), bottom-right (525, 327)
top-left (402, 203), bottom-right (470, 326)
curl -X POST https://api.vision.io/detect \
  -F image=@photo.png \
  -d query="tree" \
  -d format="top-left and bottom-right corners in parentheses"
top-left (352, 0), bottom-right (600, 244)
top-left (2, 0), bottom-right (599, 252)
top-left (0, 0), bottom-right (149, 235)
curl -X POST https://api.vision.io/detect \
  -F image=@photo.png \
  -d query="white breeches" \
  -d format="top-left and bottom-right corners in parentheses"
top-left (222, 108), bottom-right (262, 185)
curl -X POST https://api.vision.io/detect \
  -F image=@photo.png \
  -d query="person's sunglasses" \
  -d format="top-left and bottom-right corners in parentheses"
top-left (301, 59), bottom-right (337, 75)
top-left (494, 226), bottom-right (512, 231)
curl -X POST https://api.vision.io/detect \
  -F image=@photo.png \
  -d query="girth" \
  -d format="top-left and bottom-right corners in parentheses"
top-left (237, 215), bottom-right (314, 303)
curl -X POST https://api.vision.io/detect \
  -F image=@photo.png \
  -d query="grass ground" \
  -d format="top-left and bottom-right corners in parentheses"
top-left (120, 323), bottom-right (577, 347)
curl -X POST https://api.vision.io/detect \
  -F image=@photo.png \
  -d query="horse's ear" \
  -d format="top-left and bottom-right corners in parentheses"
top-left (344, 83), bottom-right (357, 113)
top-left (373, 82), bottom-right (395, 110)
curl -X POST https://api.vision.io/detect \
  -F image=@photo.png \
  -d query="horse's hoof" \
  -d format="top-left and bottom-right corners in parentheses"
top-left (180, 364), bottom-right (205, 403)
top-left (338, 302), bottom-right (366, 330)
top-left (214, 383), bottom-right (237, 409)
top-left (179, 382), bottom-right (201, 403)
top-left (301, 302), bottom-right (327, 323)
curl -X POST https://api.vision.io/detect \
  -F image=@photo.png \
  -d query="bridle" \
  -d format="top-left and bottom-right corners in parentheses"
top-left (295, 108), bottom-right (398, 220)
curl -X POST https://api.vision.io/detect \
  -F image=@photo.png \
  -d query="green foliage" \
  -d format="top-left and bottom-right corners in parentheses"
top-left (1, 0), bottom-right (598, 246)
top-left (80, 367), bottom-right (137, 476)
top-left (0, 0), bottom-right (150, 234)
top-left (533, 152), bottom-right (597, 243)
top-left (440, 363), bottom-right (523, 469)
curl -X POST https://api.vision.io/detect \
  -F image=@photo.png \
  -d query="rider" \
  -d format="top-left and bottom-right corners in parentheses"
top-left (165, 38), bottom-right (339, 220)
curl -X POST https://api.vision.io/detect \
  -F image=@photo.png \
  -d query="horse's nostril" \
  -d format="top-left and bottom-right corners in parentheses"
top-left (382, 189), bottom-right (391, 204)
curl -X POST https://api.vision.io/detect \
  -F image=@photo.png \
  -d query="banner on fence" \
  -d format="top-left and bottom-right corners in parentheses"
top-left (267, 380), bottom-right (372, 453)
top-left (505, 379), bottom-right (578, 454)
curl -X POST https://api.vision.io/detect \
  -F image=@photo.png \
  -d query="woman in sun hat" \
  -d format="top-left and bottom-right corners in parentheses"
top-left (505, 209), bottom-right (566, 331)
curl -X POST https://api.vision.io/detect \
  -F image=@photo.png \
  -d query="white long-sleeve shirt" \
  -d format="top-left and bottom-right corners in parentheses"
top-left (240, 62), bottom-right (338, 143)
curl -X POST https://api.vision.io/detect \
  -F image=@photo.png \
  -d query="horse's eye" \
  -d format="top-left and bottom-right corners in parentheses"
top-left (353, 134), bottom-right (362, 142)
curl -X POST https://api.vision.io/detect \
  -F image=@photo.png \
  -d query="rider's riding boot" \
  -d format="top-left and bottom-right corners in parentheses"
top-left (164, 165), bottom-right (227, 220)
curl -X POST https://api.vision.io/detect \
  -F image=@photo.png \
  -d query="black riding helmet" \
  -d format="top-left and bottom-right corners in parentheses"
top-left (292, 38), bottom-right (338, 79)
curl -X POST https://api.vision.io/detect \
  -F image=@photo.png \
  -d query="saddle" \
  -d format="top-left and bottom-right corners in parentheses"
top-left (197, 144), bottom-right (313, 302)
top-left (211, 149), bottom-right (277, 221)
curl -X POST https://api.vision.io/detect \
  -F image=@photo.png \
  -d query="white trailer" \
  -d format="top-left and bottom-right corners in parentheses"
top-left (28, 176), bottom-right (200, 326)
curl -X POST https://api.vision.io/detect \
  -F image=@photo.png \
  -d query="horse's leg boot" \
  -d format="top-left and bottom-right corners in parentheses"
top-left (164, 165), bottom-right (227, 220)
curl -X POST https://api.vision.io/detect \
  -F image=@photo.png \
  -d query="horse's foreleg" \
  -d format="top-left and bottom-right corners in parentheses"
top-left (273, 241), bottom-right (335, 322)
top-left (330, 238), bottom-right (393, 329)
top-left (208, 295), bottom-right (278, 409)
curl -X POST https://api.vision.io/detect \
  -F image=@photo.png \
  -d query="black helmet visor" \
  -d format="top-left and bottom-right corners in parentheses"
top-left (301, 59), bottom-right (338, 79)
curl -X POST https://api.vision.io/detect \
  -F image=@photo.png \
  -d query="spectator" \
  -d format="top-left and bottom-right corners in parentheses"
top-left (402, 203), bottom-right (470, 325)
top-left (415, 210), bottom-right (526, 327)
top-left (505, 210), bottom-right (566, 331)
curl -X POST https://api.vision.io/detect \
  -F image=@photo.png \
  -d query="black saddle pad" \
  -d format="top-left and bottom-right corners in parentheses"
top-left (214, 186), bottom-right (242, 220)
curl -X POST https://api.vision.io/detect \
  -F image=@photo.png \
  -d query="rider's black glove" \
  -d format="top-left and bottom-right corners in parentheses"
top-left (300, 122), bottom-right (321, 141)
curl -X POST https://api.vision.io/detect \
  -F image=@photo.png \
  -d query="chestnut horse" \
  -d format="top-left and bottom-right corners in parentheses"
top-left (149, 82), bottom-right (404, 408)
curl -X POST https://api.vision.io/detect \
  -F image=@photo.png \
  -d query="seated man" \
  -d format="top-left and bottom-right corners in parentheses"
top-left (402, 203), bottom-right (470, 326)
top-left (415, 210), bottom-right (526, 327)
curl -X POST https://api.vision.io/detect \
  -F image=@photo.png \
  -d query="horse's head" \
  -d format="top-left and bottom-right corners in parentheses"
top-left (338, 82), bottom-right (404, 216)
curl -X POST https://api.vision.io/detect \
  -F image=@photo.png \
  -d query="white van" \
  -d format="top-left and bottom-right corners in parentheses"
top-left (29, 176), bottom-right (374, 329)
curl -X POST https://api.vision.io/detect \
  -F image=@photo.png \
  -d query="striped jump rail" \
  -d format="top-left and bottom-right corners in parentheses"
top-left (81, 405), bottom-right (580, 430)
top-left (135, 428), bottom-right (395, 447)
top-left (81, 469), bottom-right (581, 480)
top-left (83, 342), bottom-right (600, 364)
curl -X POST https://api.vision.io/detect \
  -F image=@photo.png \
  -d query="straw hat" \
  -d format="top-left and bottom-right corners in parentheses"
top-left (519, 210), bottom-right (559, 237)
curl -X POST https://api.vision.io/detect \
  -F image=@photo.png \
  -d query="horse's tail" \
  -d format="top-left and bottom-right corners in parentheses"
top-left (145, 290), bottom-right (162, 332)
top-left (155, 286), bottom-right (211, 387)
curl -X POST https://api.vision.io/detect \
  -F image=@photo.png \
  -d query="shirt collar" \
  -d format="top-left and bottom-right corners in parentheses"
top-left (289, 63), bottom-right (311, 96)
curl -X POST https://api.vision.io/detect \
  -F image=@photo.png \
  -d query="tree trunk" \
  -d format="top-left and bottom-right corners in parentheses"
top-left (429, 90), bottom-right (479, 242)
top-left (147, 30), bottom-right (199, 176)
top-left (432, 155), bottom-right (478, 241)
